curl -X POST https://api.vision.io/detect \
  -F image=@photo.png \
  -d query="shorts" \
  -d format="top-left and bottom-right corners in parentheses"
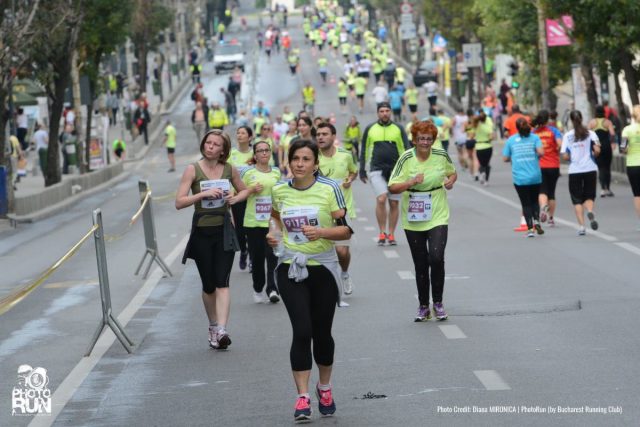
top-left (454, 138), bottom-right (466, 147)
top-left (568, 171), bottom-right (597, 205)
top-left (339, 97), bottom-right (347, 105)
top-left (627, 166), bottom-right (640, 197)
top-left (540, 168), bottom-right (560, 200)
top-left (190, 226), bottom-right (235, 293)
top-left (465, 139), bottom-right (476, 150)
top-left (167, 147), bottom-right (175, 154)
top-left (356, 94), bottom-right (364, 100)
top-left (348, 85), bottom-right (355, 91)
top-left (370, 170), bottom-right (401, 201)
top-left (409, 104), bottom-right (417, 113)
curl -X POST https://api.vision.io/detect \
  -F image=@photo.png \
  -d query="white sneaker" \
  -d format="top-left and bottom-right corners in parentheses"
top-left (253, 292), bottom-right (266, 303)
top-left (268, 290), bottom-right (280, 303)
top-left (342, 273), bottom-right (353, 295)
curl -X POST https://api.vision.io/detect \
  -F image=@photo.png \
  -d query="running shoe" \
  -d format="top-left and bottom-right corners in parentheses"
top-left (253, 291), bottom-right (266, 304)
top-left (216, 329), bottom-right (231, 350)
top-left (535, 223), bottom-right (544, 235)
top-left (387, 234), bottom-right (397, 246)
top-left (479, 172), bottom-right (486, 185)
top-left (548, 217), bottom-right (555, 227)
top-left (587, 212), bottom-right (598, 230)
top-left (377, 232), bottom-right (387, 246)
top-left (414, 305), bottom-right (431, 322)
top-left (342, 273), bottom-right (353, 295)
top-left (600, 190), bottom-right (607, 198)
top-left (294, 396), bottom-right (312, 422)
top-left (433, 302), bottom-right (448, 320)
top-left (208, 326), bottom-right (219, 349)
top-left (540, 205), bottom-right (549, 223)
top-left (268, 290), bottom-right (280, 303)
top-left (526, 229), bottom-right (535, 238)
top-left (316, 385), bottom-right (336, 416)
top-left (578, 226), bottom-right (586, 236)
top-left (607, 190), bottom-right (615, 197)
top-left (239, 250), bottom-right (248, 270)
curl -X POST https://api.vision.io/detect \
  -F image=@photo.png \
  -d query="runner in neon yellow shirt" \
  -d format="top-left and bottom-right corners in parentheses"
top-left (405, 85), bottom-right (419, 119)
top-left (163, 120), bottom-right (177, 172)
top-left (389, 120), bottom-right (457, 322)
top-left (354, 75), bottom-right (367, 113)
top-left (621, 106), bottom-right (640, 228)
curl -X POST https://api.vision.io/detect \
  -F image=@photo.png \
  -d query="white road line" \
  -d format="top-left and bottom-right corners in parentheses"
top-left (355, 207), bottom-right (362, 213)
top-left (473, 370), bottom-right (511, 391)
top-left (384, 250), bottom-right (399, 259)
top-left (364, 226), bottom-right (376, 231)
top-left (356, 217), bottom-right (368, 222)
top-left (29, 234), bottom-right (190, 427)
top-left (445, 274), bottom-right (470, 280)
top-left (397, 270), bottom-right (415, 280)
top-left (615, 241), bottom-right (640, 256)
top-left (438, 325), bottom-right (467, 339)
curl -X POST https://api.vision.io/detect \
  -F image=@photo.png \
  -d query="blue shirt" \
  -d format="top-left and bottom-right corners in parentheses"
top-left (503, 133), bottom-right (542, 185)
top-left (388, 90), bottom-right (403, 110)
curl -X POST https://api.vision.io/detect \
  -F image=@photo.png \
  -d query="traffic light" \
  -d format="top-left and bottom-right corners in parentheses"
top-left (511, 81), bottom-right (520, 89)
top-left (508, 61), bottom-right (519, 76)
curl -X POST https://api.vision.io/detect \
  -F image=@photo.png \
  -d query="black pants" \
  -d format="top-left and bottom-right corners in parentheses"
top-left (476, 147), bottom-right (493, 181)
top-left (17, 128), bottom-right (28, 150)
top-left (514, 184), bottom-right (540, 229)
top-left (231, 201), bottom-right (248, 254)
top-left (428, 95), bottom-right (437, 107)
top-left (245, 227), bottom-right (277, 294)
top-left (277, 264), bottom-right (338, 371)
top-left (405, 226), bottom-right (448, 306)
top-left (596, 143), bottom-right (612, 190)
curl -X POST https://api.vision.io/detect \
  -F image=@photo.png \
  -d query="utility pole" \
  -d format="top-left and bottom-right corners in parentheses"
top-left (536, 0), bottom-right (550, 110)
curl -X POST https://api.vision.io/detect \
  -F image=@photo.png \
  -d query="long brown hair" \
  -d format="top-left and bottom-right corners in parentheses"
top-left (570, 110), bottom-right (589, 140)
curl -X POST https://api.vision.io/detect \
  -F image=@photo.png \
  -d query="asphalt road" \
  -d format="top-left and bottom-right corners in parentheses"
top-left (1, 10), bottom-right (639, 427)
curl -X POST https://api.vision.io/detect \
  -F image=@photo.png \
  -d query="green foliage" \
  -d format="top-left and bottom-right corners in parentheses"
top-left (130, 0), bottom-right (174, 53)
top-left (423, 0), bottom-right (481, 49)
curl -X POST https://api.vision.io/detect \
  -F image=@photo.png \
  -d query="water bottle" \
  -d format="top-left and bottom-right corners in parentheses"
top-left (269, 218), bottom-right (285, 257)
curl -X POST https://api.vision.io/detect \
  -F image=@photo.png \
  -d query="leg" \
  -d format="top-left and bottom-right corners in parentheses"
top-left (388, 198), bottom-right (399, 236)
top-left (514, 184), bottom-right (534, 229)
top-left (246, 228), bottom-right (266, 293)
top-left (202, 291), bottom-right (218, 323)
top-left (335, 245), bottom-right (350, 273)
top-left (215, 288), bottom-right (231, 327)
top-left (375, 193), bottom-right (388, 233)
top-left (404, 230), bottom-right (430, 305)
top-left (426, 226), bottom-right (448, 303)
top-left (309, 266), bottom-right (339, 370)
top-left (231, 201), bottom-right (248, 257)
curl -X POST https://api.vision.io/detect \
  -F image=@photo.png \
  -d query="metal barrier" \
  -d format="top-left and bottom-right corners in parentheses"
top-left (86, 209), bottom-right (134, 356)
top-left (134, 180), bottom-right (173, 279)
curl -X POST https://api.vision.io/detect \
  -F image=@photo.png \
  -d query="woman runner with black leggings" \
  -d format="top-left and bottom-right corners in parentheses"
top-left (588, 105), bottom-right (616, 197)
top-left (267, 139), bottom-right (352, 422)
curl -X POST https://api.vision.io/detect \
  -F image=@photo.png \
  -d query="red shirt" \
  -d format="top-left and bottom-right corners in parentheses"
top-left (534, 125), bottom-right (561, 168)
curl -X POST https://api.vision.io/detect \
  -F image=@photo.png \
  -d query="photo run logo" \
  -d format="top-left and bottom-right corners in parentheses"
top-left (12, 365), bottom-right (51, 416)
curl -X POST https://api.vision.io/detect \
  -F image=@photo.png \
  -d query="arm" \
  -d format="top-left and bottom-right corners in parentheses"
top-left (227, 165), bottom-right (250, 204)
top-left (503, 156), bottom-right (511, 162)
top-left (388, 173), bottom-right (423, 194)
top-left (301, 209), bottom-right (351, 241)
top-left (444, 172), bottom-right (457, 190)
top-left (359, 124), bottom-right (372, 181)
top-left (175, 165), bottom-right (217, 209)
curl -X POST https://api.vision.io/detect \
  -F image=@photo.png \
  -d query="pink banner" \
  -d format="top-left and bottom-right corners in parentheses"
top-left (546, 16), bottom-right (573, 47)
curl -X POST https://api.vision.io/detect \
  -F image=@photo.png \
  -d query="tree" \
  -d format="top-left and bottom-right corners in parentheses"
top-left (423, 0), bottom-right (481, 49)
top-left (130, 0), bottom-right (173, 98)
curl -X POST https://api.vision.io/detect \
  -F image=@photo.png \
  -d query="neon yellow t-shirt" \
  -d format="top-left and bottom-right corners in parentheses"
top-left (228, 147), bottom-right (254, 174)
top-left (354, 77), bottom-right (367, 96)
top-left (405, 88), bottom-right (418, 105)
top-left (388, 148), bottom-right (456, 231)
top-left (319, 148), bottom-right (358, 218)
top-left (438, 115), bottom-right (452, 141)
top-left (241, 166), bottom-right (282, 228)
top-left (165, 125), bottom-right (176, 148)
top-left (622, 123), bottom-right (640, 167)
top-left (474, 118), bottom-right (494, 150)
top-left (272, 177), bottom-right (346, 264)
top-left (337, 81), bottom-right (348, 98)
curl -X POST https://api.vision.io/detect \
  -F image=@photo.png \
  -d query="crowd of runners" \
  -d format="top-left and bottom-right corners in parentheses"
top-left (174, 1), bottom-right (640, 422)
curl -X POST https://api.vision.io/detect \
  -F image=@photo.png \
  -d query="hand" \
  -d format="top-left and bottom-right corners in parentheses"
top-left (202, 187), bottom-right (224, 200)
top-left (266, 233), bottom-right (279, 247)
top-left (444, 176), bottom-right (455, 190)
top-left (412, 173), bottom-right (424, 186)
top-left (359, 171), bottom-right (368, 184)
top-left (342, 179), bottom-right (352, 189)
top-left (252, 183), bottom-right (264, 193)
top-left (301, 225), bottom-right (322, 241)
top-left (225, 193), bottom-right (240, 205)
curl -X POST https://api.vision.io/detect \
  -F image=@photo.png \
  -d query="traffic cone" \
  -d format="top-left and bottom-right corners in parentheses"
top-left (513, 215), bottom-right (528, 232)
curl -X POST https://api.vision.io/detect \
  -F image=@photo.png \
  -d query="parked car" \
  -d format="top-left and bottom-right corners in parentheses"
top-left (214, 41), bottom-right (245, 74)
top-left (413, 60), bottom-right (438, 86)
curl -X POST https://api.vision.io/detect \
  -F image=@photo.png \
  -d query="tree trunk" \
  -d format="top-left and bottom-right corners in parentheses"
top-left (137, 43), bottom-right (148, 98)
top-left (0, 88), bottom-right (15, 215)
top-left (84, 79), bottom-right (96, 172)
top-left (71, 49), bottom-right (85, 173)
top-left (46, 72), bottom-right (68, 187)
top-left (579, 56), bottom-right (598, 118)
top-left (613, 68), bottom-right (628, 127)
top-left (621, 50), bottom-right (639, 105)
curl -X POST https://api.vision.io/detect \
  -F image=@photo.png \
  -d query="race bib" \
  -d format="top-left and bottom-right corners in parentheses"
top-left (281, 206), bottom-right (319, 244)
top-left (255, 196), bottom-right (272, 221)
top-left (200, 179), bottom-right (230, 209)
top-left (407, 193), bottom-right (432, 222)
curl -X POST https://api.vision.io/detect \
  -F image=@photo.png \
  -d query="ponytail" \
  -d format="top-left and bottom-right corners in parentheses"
top-left (516, 117), bottom-right (531, 137)
top-left (570, 110), bottom-right (588, 140)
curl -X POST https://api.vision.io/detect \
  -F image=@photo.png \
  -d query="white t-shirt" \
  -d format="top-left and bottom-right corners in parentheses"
top-left (66, 110), bottom-right (75, 124)
top-left (423, 81), bottom-right (438, 97)
top-left (452, 114), bottom-right (468, 143)
top-left (33, 129), bottom-right (48, 150)
top-left (17, 113), bottom-right (28, 129)
top-left (560, 129), bottom-right (600, 174)
top-left (372, 86), bottom-right (388, 103)
top-left (343, 62), bottom-right (354, 75)
top-left (273, 121), bottom-right (289, 140)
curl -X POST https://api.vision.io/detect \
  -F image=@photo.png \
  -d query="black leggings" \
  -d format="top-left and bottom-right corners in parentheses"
top-left (476, 147), bottom-right (493, 181)
top-left (596, 142), bottom-right (612, 190)
top-left (190, 226), bottom-right (235, 293)
top-left (231, 201), bottom-right (248, 254)
top-left (514, 184), bottom-right (540, 229)
top-left (276, 264), bottom-right (338, 371)
top-left (245, 227), bottom-right (277, 294)
top-left (405, 226), bottom-right (448, 306)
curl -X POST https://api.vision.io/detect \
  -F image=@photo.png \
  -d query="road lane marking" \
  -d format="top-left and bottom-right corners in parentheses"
top-left (29, 233), bottom-right (190, 427)
top-left (364, 226), bottom-right (376, 231)
top-left (356, 217), bottom-right (368, 222)
top-left (615, 242), bottom-right (640, 256)
top-left (397, 270), bottom-right (415, 280)
top-left (473, 370), bottom-right (511, 391)
top-left (438, 325), bottom-right (467, 339)
top-left (384, 250), bottom-right (399, 259)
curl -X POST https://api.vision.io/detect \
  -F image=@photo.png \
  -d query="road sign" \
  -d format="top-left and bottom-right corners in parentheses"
top-left (400, 2), bottom-right (413, 14)
top-left (399, 23), bottom-right (416, 40)
top-left (401, 13), bottom-right (413, 26)
top-left (462, 43), bottom-right (483, 68)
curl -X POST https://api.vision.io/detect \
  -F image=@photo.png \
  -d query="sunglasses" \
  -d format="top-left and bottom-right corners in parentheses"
top-left (255, 148), bottom-right (271, 154)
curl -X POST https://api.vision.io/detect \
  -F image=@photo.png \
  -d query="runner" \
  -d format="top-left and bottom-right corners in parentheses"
top-left (388, 85), bottom-right (404, 123)
top-left (176, 130), bottom-right (251, 350)
top-left (343, 115), bottom-right (361, 162)
top-left (561, 110), bottom-right (601, 235)
top-left (532, 110), bottom-right (562, 226)
top-left (620, 105), bottom-right (640, 230)
top-left (503, 118), bottom-right (545, 237)
top-left (359, 102), bottom-right (411, 246)
top-left (451, 107), bottom-right (469, 170)
top-left (318, 56), bottom-right (328, 86)
top-left (473, 110), bottom-right (495, 186)
top-left (436, 108), bottom-right (452, 153)
top-left (163, 120), bottom-right (177, 172)
top-left (405, 84), bottom-right (419, 120)
top-left (465, 109), bottom-right (478, 180)
top-left (388, 120), bottom-right (457, 321)
top-left (302, 82), bottom-right (316, 117)
top-left (279, 119), bottom-right (298, 175)
top-left (242, 141), bottom-right (282, 303)
top-left (588, 105), bottom-right (616, 197)
top-left (229, 126), bottom-right (256, 271)
top-left (354, 74), bottom-right (367, 113)
top-left (267, 139), bottom-right (352, 422)
top-left (317, 123), bottom-right (358, 295)
top-left (337, 77), bottom-right (348, 114)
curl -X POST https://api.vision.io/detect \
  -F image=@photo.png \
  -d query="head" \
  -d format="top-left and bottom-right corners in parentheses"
top-left (633, 105), bottom-right (640, 123)
top-left (257, 101), bottom-right (264, 108)
top-left (260, 123), bottom-right (272, 136)
top-left (516, 117), bottom-right (531, 137)
top-left (512, 104), bottom-right (521, 114)
top-left (316, 122), bottom-right (336, 150)
top-left (297, 116), bottom-right (313, 137)
top-left (288, 139), bottom-right (319, 179)
top-left (549, 110), bottom-right (558, 121)
top-left (236, 125), bottom-right (253, 145)
top-left (570, 110), bottom-right (589, 140)
top-left (252, 140), bottom-right (272, 165)
top-left (200, 129), bottom-right (231, 162)
top-left (283, 105), bottom-right (290, 114)
top-left (298, 110), bottom-right (310, 120)
top-left (276, 115), bottom-right (283, 123)
top-left (287, 119), bottom-right (297, 133)
top-left (377, 102), bottom-right (392, 123)
top-left (212, 102), bottom-right (220, 110)
top-left (313, 116), bottom-right (325, 128)
top-left (532, 110), bottom-right (549, 128)
top-left (411, 120), bottom-right (439, 150)
top-left (349, 115), bottom-right (358, 126)
top-left (595, 105), bottom-right (605, 118)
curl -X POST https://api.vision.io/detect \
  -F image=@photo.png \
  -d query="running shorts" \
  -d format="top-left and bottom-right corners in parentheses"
top-left (540, 168), bottom-right (560, 200)
top-left (409, 104), bottom-right (417, 113)
top-left (357, 94), bottom-right (364, 100)
top-left (370, 170), bottom-right (401, 201)
top-left (190, 226), bottom-right (234, 293)
top-left (568, 171), bottom-right (597, 204)
top-left (339, 97), bottom-right (347, 105)
top-left (465, 139), bottom-right (476, 150)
